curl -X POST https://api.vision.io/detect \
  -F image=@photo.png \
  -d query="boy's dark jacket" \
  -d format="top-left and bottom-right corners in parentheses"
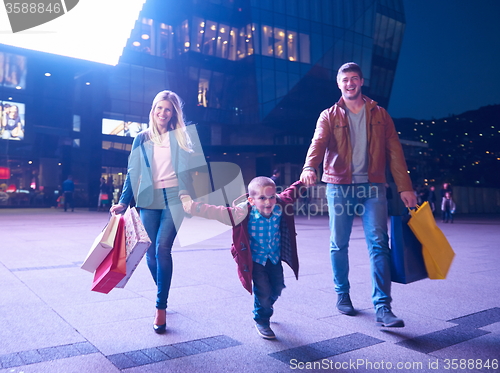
top-left (189, 181), bottom-right (303, 294)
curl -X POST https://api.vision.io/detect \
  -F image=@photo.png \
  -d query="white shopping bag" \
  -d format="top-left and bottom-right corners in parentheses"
top-left (115, 207), bottom-right (152, 288)
top-left (81, 213), bottom-right (121, 272)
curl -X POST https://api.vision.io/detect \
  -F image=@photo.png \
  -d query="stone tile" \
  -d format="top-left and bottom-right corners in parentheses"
top-left (107, 353), bottom-right (137, 370)
top-left (124, 350), bottom-right (153, 366)
top-left (140, 347), bottom-right (170, 362)
top-left (201, 335), bottom-right (241, 350)
top-left (0, 353), bottom-right (23, 369)
top-left (156, 345), bottom-right (186, 359)
top-left (449, 307), bottom-right (500, 328)
top-left (73, 341), bottom-right (99, 355)
top-left (17, 349), bottom-right (43, 365)
top-left (269, 333), bottom-right (383, 364)
top-left (172, 341), bottom-right (204, 356)
top-left (396, 325), bottom-right (490, 354)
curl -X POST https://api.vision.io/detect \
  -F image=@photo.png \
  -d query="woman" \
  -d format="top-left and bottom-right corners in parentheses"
top-left (111, 90), bottom-right (193, 333)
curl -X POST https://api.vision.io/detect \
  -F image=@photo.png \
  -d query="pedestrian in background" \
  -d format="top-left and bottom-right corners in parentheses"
top-left (441, 191), bottom-right (456, 223)
top-left (62, 175), bottom-right (74, 212)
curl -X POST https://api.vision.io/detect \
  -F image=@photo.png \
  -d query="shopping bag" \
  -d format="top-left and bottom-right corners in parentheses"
top-left (81, 213), bottom-right (120, 272)
top-left (390, 215), bottom-right (428, 284)
top-left (115, 207), bottom-right (152, 288)
top-left (91, 216), bottom-right (127, 293)
top-left (408, 201), bottom-right (455, 279)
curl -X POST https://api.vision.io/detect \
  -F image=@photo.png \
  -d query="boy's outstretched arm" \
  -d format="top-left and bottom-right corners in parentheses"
top-left (277, 180), bottom-right (305, 204)
top-left (186, 200), bottom-right (248, 227)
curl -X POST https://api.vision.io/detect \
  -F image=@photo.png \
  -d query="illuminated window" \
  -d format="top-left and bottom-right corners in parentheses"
top-left (180, 20), bottom-right (190, 52)
top-left (128, 18), bottom-right (153, 54)
top-left (287, 31), bottom-right (298, 61)
top-left (274, 28), bottom-right (286, 59)
top-left (228, 27), bottom-right (238, 60)
top-left (217, 23), bottom-right (230, 59)
top-left (261, 25), bottom-right (274, 56)
top-left (191, 17), bottom-right (203, 53)
top-left (203, 20), bottom-right (217, 55)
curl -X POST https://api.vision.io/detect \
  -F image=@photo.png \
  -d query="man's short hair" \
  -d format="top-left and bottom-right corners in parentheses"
top-left (248, 176), bottom-right (276, 197)
top-left (337, 62), bottom-right (363, 81)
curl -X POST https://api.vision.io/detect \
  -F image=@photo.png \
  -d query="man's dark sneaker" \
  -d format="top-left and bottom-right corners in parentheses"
top-left (337, 293), bottom-right (356, 316)
top-left (255, 323), bottom-right (276, 339)
top-left (376, 306), bottom-right (405, 327)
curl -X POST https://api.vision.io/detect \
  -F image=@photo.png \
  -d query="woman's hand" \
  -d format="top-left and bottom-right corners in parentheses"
top-left (180, 195), bottom-right (193, 213)
top-left (110, 203), bottom-right (127, 214)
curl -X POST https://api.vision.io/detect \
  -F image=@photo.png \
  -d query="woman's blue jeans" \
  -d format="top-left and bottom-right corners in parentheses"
top-left (326, 183), bottom-right (392, 310)
top-left (140, 187), bottom-right (183, 310)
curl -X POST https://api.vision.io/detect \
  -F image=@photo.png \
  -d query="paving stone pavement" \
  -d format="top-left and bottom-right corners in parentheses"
top-left (0, 208), bottom-right (499, 373)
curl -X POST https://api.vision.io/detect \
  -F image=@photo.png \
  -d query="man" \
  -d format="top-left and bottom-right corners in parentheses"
top-left (300, 62), bottom-right (416, 327)
top-left (62, 175), bottom-right (75, 212)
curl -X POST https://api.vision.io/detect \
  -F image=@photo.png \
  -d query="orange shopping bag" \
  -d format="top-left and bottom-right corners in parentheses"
top-left (407, 202), bottom-right (455, 279)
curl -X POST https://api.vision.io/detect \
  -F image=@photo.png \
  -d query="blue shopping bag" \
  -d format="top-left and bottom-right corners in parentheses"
top-left (390, 214), bottom-right (428, 284)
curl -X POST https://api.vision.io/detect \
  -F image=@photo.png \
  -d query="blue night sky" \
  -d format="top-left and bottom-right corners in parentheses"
top-left (388, 0), bottom-right (500, 120)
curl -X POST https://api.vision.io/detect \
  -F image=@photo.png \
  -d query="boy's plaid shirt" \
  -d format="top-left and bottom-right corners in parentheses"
top-left (248, 205), bottom-right (282, 265)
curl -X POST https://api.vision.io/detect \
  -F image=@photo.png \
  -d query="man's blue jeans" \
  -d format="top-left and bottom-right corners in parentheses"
top-left (326, 183), bottom-right (392, 310)
top-left (140, 187), bottom-right (183, 310)
top-left (252, 260), bottom-right (285, 326)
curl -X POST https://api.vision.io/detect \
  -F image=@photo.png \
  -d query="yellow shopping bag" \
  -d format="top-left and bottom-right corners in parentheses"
top-left (407, 201), bottom-right (455, 279)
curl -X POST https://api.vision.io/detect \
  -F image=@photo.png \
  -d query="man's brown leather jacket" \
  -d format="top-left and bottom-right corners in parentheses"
top-left (304, 95), bottom-right (413, 193)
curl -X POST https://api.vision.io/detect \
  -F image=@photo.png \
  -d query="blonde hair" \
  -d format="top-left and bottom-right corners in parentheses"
top-left (148, 90), bottom-right (192, 152)
top-left (248, 176), bottom-right (276, 197)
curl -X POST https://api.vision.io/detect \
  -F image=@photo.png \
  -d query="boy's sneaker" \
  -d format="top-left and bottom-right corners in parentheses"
top-left (337, 293), bottom-right (356, 316)
top-left (255, 323), bottom-right (276, 339)
top-left (376, 306), bottom-right (405, 327)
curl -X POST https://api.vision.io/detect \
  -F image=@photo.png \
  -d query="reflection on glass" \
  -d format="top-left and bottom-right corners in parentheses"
top-left (0, 52), bottom-right (27, 89)
top-left (198, 78), bottom-right (209, 107)
top-left (73, 115), bottom-right (81, 132)
top-left (1, 101), bottom-right (25, 141)
top-left (102, 119), bottom-right (147, 137)
top-left (299, 33), bottom-right (311, 63)
top-left (160, 23), bottom-right (175, 58)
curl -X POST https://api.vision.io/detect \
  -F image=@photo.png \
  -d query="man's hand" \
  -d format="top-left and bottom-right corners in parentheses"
top-left (400, 191), bottom-right (417, 208)
top-left (300, 169), bottom-right (317, 187)
top-left (180, 195), bottom-right (193, 213)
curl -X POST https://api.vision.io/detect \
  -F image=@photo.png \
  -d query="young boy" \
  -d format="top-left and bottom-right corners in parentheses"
top-left (183, 177), bottom-right (302, 339)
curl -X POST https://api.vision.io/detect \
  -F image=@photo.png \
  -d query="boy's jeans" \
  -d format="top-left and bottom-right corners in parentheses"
top-left (252, 260), bottom-right (285, 325)
top-left (140, 187), bottom-right (183, 310)
top-left (326, 183), bottom-right (392, 310)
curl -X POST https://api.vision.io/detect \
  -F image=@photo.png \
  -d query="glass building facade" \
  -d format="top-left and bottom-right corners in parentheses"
top-left (0, 0), bottom-right (405, 207)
